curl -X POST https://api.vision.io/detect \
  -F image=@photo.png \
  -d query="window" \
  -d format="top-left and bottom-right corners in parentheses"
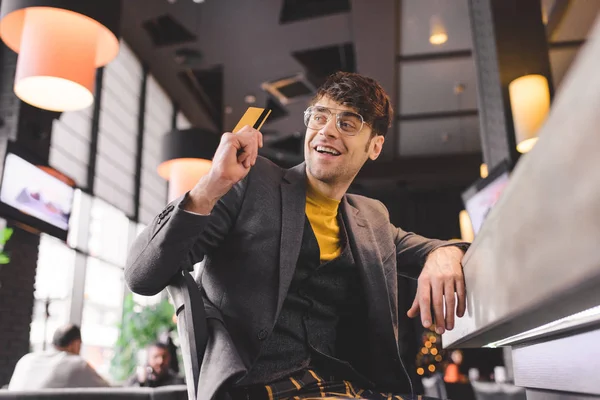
top-left (30, 235), bottom-right (75, 352)
top-left (66, 189), bottom-right (91, 252)
top-left (88, 197), bottom-right (130, 266)
top-left (80, 257), bottom-right (125, 379)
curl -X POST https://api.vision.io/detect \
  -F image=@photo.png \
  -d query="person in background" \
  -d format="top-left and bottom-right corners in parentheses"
top-left (8, 324), bottom-right (109, 390)
top-left (159, 329), bottom-right (180, 375)
top-left (444, 350), bottom-right (468, 383)
top-left (127, 342), bottom-right (184, 387)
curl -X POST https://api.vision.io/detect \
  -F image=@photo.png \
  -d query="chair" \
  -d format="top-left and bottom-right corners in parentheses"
top-left (422, 373), bottom-right (448, 399)
top-left (166, 269), bottom-right (208, 400)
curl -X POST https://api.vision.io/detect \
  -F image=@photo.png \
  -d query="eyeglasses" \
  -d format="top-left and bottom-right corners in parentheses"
top-left (303, 106), bottom-right (365, 136)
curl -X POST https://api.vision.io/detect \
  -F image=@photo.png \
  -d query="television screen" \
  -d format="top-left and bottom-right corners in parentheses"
top-left (0, 149), bottom-right (74, 240)
top-left (462, 161), bottom-right (511, 235)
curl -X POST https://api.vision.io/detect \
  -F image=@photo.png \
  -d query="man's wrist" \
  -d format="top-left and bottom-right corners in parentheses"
top-left (434, 242), bottom-right (469, 255)
top-left (426, 243), bottom-right (466, 264)
top-left (184, 174), bottom-right (229, 214)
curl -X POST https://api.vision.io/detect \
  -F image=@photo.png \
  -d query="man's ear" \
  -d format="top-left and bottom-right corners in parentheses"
top-left (369, 135), bottom-right (385, 160)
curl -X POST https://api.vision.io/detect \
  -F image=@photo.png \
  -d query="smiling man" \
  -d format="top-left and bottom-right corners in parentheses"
top-left (125, 72), bottom-right (468, 400)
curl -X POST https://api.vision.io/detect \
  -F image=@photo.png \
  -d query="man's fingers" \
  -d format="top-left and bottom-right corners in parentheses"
top-left (444, 281), bottom-right (456, 330)
top-left (456, 277), bottom-right (466, 318)
top-left (407, 296), bottom-right (420, 318)
top-left (431, 280), bottom-right (445, 334)
top-left (237, 149), bottom-right (249, 165)
top-left (417, 281), bottom-right (432, 328)
top-left (236, 128), bottom-right (260, 164)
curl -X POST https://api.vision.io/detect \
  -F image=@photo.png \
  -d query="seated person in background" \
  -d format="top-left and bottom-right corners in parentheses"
top-left (8, 324), bottom-right (109, 390)
top-left (127, 342), bottom-right (184, 387)
top-left (444, 350), bottom-right (468, 384)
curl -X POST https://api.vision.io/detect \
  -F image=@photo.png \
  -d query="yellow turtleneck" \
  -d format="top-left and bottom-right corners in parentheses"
top-left (305, 182), bottom-right (341, 262)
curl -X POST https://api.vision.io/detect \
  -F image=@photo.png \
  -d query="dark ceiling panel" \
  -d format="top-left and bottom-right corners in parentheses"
top-left (280, 0), bottom-right (351, 24)
top-left (292, 42), bottom-right (356, 87)
top-left (178, 65), bottom-right (224, 131)
top-left (277, 81), bottom-right (314, 98)
top-left (142, 14), bottom-right (197, 47)
top-left (265, 96), bottom-right (289, 122)
top-left (174, 48), bottom-right (203, 66)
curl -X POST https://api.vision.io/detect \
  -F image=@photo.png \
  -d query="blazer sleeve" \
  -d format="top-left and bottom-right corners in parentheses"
top-left (379, 203), bottom-right (469, 280)
top-left (124, 174), bottom-right (249, 296)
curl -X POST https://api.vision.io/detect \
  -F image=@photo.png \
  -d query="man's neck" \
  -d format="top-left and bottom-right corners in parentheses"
top-left (54, 346), bottom-right (76, 355)
top-left (305, 170), bottom-right (349, 201)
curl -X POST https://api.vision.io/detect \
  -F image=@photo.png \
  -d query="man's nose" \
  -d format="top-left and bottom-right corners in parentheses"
top-left (318, 116), bottom-right (339, 138)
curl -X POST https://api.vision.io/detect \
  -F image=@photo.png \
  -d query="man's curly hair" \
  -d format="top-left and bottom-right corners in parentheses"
top-left (311, 71), bottom-right (393, 137)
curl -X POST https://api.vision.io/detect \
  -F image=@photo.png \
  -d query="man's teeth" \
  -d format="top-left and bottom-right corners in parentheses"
top-left (316, 145), bottom-right (340, 155)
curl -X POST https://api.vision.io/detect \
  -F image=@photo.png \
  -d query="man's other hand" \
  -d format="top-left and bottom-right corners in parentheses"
top-left (407, 246), bottom-right (466, 334)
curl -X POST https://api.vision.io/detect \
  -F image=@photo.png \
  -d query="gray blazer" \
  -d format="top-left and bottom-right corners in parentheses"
top-left (125, 157), bottom-right (454, 399)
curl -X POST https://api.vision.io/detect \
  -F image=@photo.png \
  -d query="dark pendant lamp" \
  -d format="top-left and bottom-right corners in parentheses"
top-left (0, 0), bottom-right (122, 111)
top-left (157, 128), bottom-right (220, 202)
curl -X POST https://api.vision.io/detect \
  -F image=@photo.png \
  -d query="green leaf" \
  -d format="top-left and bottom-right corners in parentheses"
top-left (0, 253), bottom-right (10, 264)
top-left (110, 293), bottom-right (177, 382)
top-left (3, 228), bottom-right (13, 242)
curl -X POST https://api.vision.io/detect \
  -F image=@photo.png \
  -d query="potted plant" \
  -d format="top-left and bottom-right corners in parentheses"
top-left (110, 293), bottom-right (178, 382)
top-left (0, 227), bottom-right (14, 288)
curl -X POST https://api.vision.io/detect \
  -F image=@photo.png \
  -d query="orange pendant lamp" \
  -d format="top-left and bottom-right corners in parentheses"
top-left (0, 0), bottom-right (122, 112)
top-left (157, 128), bottom-right (221, 203)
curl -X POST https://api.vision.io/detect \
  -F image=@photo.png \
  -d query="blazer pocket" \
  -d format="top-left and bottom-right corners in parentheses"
top-left (204, 298), bottom-right (225, 322)
top-left (381, 249), bottom-right (396, 278)
top-left (381, 248), bottom-right (396, 265)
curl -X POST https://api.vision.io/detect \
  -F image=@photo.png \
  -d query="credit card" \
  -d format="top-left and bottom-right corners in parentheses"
top-left (232, 107), bottom-right (271, 133)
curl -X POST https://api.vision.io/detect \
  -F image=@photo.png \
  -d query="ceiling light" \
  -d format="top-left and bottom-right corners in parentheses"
top-left (459, 210), bottom-right (474, 242)
top-left (158, 128), bottom-right (220, 202)
top-left (0, 1), bottom-right (121, 112)
top-left (509, 74), bottom-right (550, 154)
top-left (429, 16), bottom-right (448, 45)
top-left (480, 163), bottom-right (488, 179)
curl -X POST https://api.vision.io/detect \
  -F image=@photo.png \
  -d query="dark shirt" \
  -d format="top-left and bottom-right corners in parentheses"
top-left (126, 368), bottom-right (184, 388)
top-left (239, 215), bottom-right (371, 387)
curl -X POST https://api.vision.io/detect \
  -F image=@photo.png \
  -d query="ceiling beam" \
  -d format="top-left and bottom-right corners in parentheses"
top-left (355, 153), bottom-right (482, 185)
top-left (398, 109), bottom-right (478, 122)
top-left (397, 50), bottom-right (472, 63)
top-left (546, 0), bottom-right (572, 41)
top-left (548, 39), bottom-right (585, 49)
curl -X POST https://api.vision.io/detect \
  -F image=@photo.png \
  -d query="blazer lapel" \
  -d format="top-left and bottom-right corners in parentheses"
top-left (277, 163), bottom-right (307, 318)
top-left (341, 198), bottom-right (399, 345)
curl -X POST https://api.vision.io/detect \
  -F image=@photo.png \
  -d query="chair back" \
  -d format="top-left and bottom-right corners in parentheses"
top-left (166, 269), bottom-right (208, 400)
top-left (422, 372), bottom-right (448, 399)
top-left (471, 381), bottom-right (526, 400)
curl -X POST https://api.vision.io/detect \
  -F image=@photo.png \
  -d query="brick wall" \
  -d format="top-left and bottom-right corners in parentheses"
top-left (0, 226), bottom-right (40, 386)
top-left (0, 43), bottom-right (51, 387)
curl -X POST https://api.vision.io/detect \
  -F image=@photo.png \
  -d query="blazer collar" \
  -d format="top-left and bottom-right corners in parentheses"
top-left (341, 196), bottom-right (400, 348)
top-left (283, 162), bottom-right (306, 185)
top-left (340, 196), bottom-right (366, 227)
top-left (276, 163), bottom-right (308, 318)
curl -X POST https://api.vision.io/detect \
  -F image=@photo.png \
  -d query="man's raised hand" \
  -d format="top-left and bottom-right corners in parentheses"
top-left (185, 126), bottom-right (263, 214)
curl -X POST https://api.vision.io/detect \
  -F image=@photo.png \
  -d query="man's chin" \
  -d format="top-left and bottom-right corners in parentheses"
top-left (307, 165), bottom-right (335, 182)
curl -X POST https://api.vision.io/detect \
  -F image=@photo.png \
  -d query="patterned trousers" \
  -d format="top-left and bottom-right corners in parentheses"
top-left (230, 369), bottom-right (428, 400)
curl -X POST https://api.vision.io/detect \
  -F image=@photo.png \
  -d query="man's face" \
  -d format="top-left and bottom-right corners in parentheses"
top-left (304, 96), bottom-right (384, 187)
top-left (148, 346), bottom-right (170, 377)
